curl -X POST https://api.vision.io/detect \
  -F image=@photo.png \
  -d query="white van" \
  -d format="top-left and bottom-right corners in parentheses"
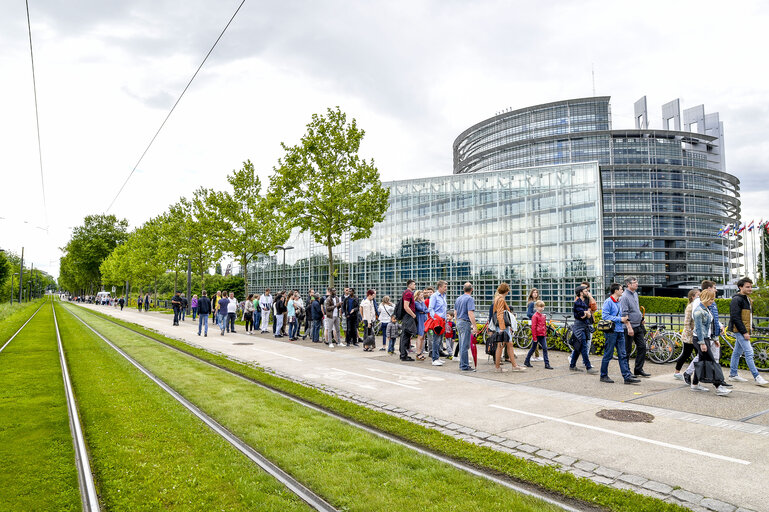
top-left (96, 291), bottom-right (111, 305)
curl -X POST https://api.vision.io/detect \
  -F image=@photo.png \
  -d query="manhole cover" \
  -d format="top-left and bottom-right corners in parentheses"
top-left (596, 409), bottom-right (654, 423)
top-left (232, 342), bottom-right (254, 346)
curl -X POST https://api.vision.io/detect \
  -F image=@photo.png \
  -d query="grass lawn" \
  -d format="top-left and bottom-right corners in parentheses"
top-left (54, 302), bottom-right (311, 512)
top-left (0, 300), bottom-right (81, 511)
top-left (77, 304), bottom-right (689, 512)
top-left (0, 299), bottom-right (44, 336)
top-left (65, 304), bottom-right (564, 512)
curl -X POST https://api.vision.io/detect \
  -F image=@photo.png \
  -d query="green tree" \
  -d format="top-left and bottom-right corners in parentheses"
top-left (268, 107), bottom-right (390, 288)
top-left (186, 192), bottom-right (221, 290)
top-left (60, 214), bottom-right (128, 294)
top-left (204, 160), bottom-right (289, 295)
top-left (0, 251), bottom-right (10, 290)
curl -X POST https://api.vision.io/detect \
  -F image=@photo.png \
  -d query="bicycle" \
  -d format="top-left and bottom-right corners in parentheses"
top-left (513, 320), bottom-right (533, 349)
top-left (546, 315), bottom-right (573, 350)
top-left (643, 324), bottom-right (677, 364)
top-left (719, 330), bottom-right (769, 372)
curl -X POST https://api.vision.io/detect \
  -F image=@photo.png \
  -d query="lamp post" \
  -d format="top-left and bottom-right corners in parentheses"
top-left (275, 245), bottom-right (294, 293)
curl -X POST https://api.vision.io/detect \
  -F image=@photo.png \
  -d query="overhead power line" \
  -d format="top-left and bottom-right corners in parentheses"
top-left (105, 0), bottom-right (247, 213)
top-left (25, 0), bottom-right (48, 231)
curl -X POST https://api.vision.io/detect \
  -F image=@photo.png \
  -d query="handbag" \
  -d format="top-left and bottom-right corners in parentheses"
top-left (485, 332), bottom-right (499, 355)
top-left (694, 359), bottom-right (724, 384)
top-left (596, 319), bottom-right (614, 332)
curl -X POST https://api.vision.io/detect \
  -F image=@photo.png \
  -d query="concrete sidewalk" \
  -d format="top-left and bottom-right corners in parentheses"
top-left (81, 303), bottom-right (769, 511)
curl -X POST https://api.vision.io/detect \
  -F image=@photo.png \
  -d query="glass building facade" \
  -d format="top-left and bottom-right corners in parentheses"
top-left (248, 163), bottom-right (603, 315)
top-left (453, 97), bottom-right (741, 291)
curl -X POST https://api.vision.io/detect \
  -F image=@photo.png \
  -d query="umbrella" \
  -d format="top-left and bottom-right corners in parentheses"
top-left (470, 334), bottom-right (478, 368)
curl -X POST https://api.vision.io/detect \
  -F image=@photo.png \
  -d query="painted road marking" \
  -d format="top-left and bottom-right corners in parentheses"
top-left (330, 368), bottom-right (422, 390)
top-left (490, 404), bottom-right (750, 465)
top-left (250, 347), bottom-right (303, 362)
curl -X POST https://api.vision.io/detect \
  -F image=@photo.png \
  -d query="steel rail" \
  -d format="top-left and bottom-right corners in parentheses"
top-left (0, 300), bottom-right (46, 355)
top-left (69, 304), bottom-right (590, 512)
top-left (63, 306), bottom-right (338, 512)
top-left (51, 301), bottom-right (101, 511)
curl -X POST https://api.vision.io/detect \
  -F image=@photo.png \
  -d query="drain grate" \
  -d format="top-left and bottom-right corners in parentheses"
top-left (232, 342), bottom-right (254, 345)
top-left (596, 409), bottom-right (654, 423)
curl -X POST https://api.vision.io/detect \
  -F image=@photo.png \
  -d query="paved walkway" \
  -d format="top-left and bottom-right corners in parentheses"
top-left (81, 304), bottom-right (769, 511)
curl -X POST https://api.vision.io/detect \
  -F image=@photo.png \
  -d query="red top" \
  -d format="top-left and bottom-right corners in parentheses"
top-left (402, 289), bottom-right (415, 315)
top-left (531, 311), bottom-right (547, 338)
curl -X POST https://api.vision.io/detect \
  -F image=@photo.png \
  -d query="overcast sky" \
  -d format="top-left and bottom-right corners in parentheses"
top-left (2, 0), bottom-right (768, 278)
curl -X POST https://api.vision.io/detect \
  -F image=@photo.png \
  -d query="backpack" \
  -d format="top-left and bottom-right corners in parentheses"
top-left (394, 296), bottom-right (405, 321)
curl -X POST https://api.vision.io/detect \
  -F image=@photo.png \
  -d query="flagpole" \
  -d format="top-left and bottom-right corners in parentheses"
top-left (753, 224), bottom-right (759, 281)
top-left (762, 225), bottom-right (767, 284)
top-left (727, 231), bottom-right (732, 284)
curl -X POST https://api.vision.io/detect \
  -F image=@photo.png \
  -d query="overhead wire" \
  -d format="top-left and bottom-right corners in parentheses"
top-left (25, 0), bottom-right (48, 232)
top-left (105, 0), bottom-right (247, 213)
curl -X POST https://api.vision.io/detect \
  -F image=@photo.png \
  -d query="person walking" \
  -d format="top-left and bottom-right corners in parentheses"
top-left (197, 290), bottom-right (211, 337)
top-left (378, 296), bottom-right (395, 352)
top-left (683, 281), bottom-right (727, 385)
top-left (673, 289), bottom-right (699, 380)
top-left (273, 292), bottom-right (286, 338)
top-left (213, 291), bottom-right (222, 326)
top-left (728, 278), bottom-right (769, 386)
top-left (218, 292), bottom-right (229, 336)
top-left (287, 292), bottom-right (298, 340)
top-left (428, 281), bottom-right (448, 366)
top-left (620, 277), bottom-right (650, 377)
top-left (526, 289), bottom-right (542, 361)
top-left (492, 283), bottom-right (525, 372)
top-left (180, 294), bottom-right (188, 322)
top-left (691, 289), bottom-right (731, 395)
top-left (599, 283), bottom-right (639, 384)
top-left (344, 289), bottom-right (360, 347)
top-left (454, 282), bottom-right (478, 372)
top-left (569, 285), bottom-right (597, 373)
top-left (399, 280), bottom-right (418, 362)
top-left (144, 293), bottom-right (150, 312)
top-left (259, 289), bottom-right (273, 333)
top-left (244, 294), bottom-right (255, 334)
top-left (310, 294), bottom-right (323, 343)
top-left (171, 292), bottom-right (182, 326)
top-left (226, 291), bottom-right (238, 333)
top-left (191, 294), bottom-right (198, 321)
top-left (137, 294), bottom-right (143, 311)
top-left (118, 296), bottom-right (125, 310)
top-left (524, 300), bottom-right (552, 369)
top-left (414, 291), bottom-right (428, 360)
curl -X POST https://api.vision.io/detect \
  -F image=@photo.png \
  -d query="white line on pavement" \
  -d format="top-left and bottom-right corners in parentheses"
top-left (250, 347), bottom-right (303, 362)
top-left (489, 404), bottom-right (750, 465)
top-left (330, 368), bottom-right (422, 390)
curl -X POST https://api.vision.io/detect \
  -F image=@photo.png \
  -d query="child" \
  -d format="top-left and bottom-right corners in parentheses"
top-left (525, 300), bottom-right (552, 369)
top-left (386, 321), bottom-right (399, 355)
top-left (444, 311), bottom-right (456, 359)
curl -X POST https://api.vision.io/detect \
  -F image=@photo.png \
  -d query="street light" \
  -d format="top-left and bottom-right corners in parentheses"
top-left (275, 245), bottom-right (294, 292)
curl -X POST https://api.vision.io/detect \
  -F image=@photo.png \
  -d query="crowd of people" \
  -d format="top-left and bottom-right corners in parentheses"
top-left (96, 275), bottom-right (767, 394)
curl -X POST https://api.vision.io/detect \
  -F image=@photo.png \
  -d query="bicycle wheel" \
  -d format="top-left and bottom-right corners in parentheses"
top-left (752, 341), bottom-right (769, 372)
top-left (647, 334), bottom-right (671, 364)
top-left (667, 332), bottom-right (683, 363)
top-left (515, 325), bottom-right (532, 349)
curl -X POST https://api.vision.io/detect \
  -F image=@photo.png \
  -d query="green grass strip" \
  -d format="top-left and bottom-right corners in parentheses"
top-left (66, 304), bottom-right (563, 512)
top-left (0, 299), bottom-right (44, 340)
top-left (0, 300), bottom-right (81, 511)
top-left (76, 304), bottom-right (689, 512)
top-left (54, 302), bottom-right (312, 512)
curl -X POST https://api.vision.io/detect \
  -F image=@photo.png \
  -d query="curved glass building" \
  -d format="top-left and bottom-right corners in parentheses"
top-left (453, 97), bottom-right (740, 292)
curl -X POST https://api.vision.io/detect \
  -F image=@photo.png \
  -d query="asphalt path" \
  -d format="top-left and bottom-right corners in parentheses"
top-left (80, 304), bottom-right (769, 511)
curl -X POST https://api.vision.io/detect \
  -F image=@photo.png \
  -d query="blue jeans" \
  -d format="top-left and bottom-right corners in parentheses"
top-left (288, 317), bottom-right (297, 338)
top-left (457, 319), bottom-right (472, 370)
top-left (311, 319), bottom-right (321, 342)
top-left (730, 331), bottom-right (759, 378)
top-left (601, 331), bottom-right (632, 379)
top-left (180, 308), bottom-right (186, 321)
top-left (570, 323), bottom-right (592, 369)
top-left (431, 330), bottom-right (443, 361)
top-left (192, 307), bottom-right (197, 320)
top-left (381, 322), bottom-right (389, 347)
top-left (255, 312), bottom-right (261, 331)
top-left (219, 312), bottom-right (227, 333)
top-left (227, 312), bottom-right (236, 332)
top-left (275, 313), bottom-right (284, 336)
top-left (173, 308), bottom-right (180, 324)
top-left (388, 334), bottom-right (396, 353)
top-left (525, 336), bottom-right (549, 366)
top-left (198, 314), bottom-right (208, 335)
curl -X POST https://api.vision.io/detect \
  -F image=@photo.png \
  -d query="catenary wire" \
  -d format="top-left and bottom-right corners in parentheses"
top-left (105, 0), bottom-right (247, 214)
top-left (25, 0), bottom-right (48, 231)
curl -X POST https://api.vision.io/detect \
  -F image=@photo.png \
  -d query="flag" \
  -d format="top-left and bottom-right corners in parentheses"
top-left (748, 220), bottom-right (755, 232)
top-left (737, 222), bottom-right (746, 234)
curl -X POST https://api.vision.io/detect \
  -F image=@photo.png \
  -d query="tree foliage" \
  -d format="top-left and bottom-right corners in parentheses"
top-left (268, 107), bottom-right (390, 287)
top-left (60, 214), bottom-right (128, 294)
top-left (203, 160), bottom-right (289, 294)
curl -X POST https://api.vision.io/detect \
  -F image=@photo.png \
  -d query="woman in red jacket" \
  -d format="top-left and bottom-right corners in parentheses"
top-left (525, 300), bottom-right (552, 369)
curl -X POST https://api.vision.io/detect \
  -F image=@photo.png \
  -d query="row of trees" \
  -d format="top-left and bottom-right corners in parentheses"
top-left (61, 108), bottom-right (390, 299)
top-left (0, 249), bottom-right (57, 302)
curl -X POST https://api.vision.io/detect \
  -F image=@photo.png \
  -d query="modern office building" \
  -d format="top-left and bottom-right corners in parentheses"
top-left (454, 96), bottom-right (740, 293)
top-left (248, 162), bottom-right (603, 314)
top-left (248, 96), bottom-right (741, 311)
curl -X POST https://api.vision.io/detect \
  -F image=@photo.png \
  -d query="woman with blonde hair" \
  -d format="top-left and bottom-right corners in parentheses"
top-left (414, 290), bottom-right (428, 360)
top-left (493, 283), bottom-right (525, 372)
top-left (673, 288), bottom-right (699, 380)
top-left (691, 288), bottom-right (730, 395)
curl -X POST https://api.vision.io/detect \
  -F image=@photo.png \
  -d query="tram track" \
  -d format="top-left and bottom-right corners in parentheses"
top-left (62, 303), bottom-right (339, 512)
top-left (64, 303), bottom-right (592, 512)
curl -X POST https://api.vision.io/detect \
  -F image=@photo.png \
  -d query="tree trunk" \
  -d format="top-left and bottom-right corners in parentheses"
top-left (242, 256), bottom-right (248, 298)
top-left (327, 233), bottom-right (334, 289)
top-left (154, 277), bottom-right (158, 307)
top-left (174, 270), bottom-right (178, 294)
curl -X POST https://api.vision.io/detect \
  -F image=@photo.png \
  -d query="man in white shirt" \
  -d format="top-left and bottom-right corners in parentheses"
top-left (226, 292), bottom-right (238, 333)
top-left (259, 289), bottom-right (273, 333)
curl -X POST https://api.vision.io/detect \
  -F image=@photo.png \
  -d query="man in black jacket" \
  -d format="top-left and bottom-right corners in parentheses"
top-left (345, 289), bottom-right (360, 346)
top-left (728, 278), bottom-right (768, 386)
top-left (197, 290), bottom-right (212, 337)
top-left (310, 294), bottom-right (323, 343)
top-left (171, 292), bottom-right (182, 326)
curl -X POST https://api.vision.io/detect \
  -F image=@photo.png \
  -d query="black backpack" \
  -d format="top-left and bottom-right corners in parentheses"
top-left (394, 296), bottom-right (405, 321)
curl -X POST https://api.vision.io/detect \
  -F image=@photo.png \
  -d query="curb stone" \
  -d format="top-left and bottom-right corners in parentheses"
top-left (257, 366), bottom-right (748, 512)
